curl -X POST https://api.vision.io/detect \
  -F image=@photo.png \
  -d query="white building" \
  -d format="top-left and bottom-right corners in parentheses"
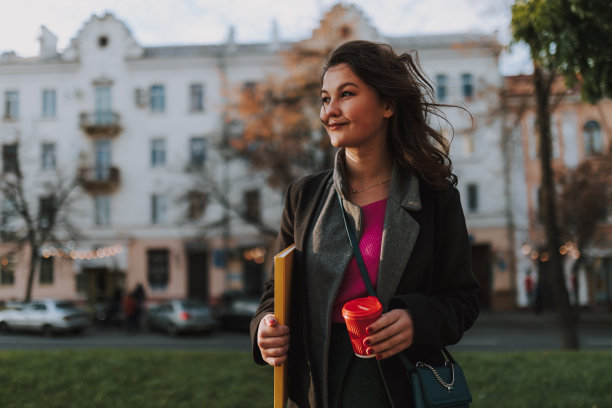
top-left (0, 5), bottom-right (514, 309)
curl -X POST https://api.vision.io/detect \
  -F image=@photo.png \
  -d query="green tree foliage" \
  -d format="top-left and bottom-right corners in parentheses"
top-left (512, 0), bottom-right (612, 103)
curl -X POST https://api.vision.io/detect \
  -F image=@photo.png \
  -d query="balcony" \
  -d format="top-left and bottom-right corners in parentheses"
top-left (79, 166), bottom-right (121, 193)
top-left (79, 111), bottom-right (122, 137)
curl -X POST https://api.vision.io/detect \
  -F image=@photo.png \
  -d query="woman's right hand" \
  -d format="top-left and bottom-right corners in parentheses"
top-left (257, 313), bottom-right (290, 366)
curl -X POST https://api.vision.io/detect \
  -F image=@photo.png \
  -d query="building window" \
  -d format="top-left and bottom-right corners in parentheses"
top-left (243, 81), bottom-right (257, 94)
top-left (150, 84), bottom-right (165, 113)
top-left (462, 134), bottom-right (475, 157)
top-left (2, 144), bottom-right (18, 173)
top-left (461, 73), bottom-right (474, 100)
top-left (94, 195), bottom-right (111, 226)
top-left (94, 139), bottom-right (112, 181)
top-left (244, 189), bottom-right (261, 223)
top-left (151, 194), bottom-right (168, 224)
top-left (0, 256), bottom-right (15, 285)
top-left (147, 249), bottom-right (169, 290)
top-left (94, 86), bottom-right (112, 124)
top-left (39, 256), bottom-right (54, 285)
top-left (467, 184), bottom-right (478, 213)
top-left (435, 74), bottom-right (447, 102)
top-left (188, 191), bottom-right (207, 219)
top-left (584, 120), bottom-right (603, 155)
top-left (190, 137), bottom-right (206, 168)
top-left (4, 91), bottom-right (19, 120)
top-left (189, 83), bottom-right (204, 112)
top-left (39, 196), bottom-right (55, 229)
top-left (151, 138), bottom-right (166, 167)
top-left (42, 89), bottom-right (57, 118)
top-left (41, 143), bottom-right (56, 171)
top-left (1, 200), bottom-right (17, 240)
top-left (227, 120), bottom-right (245, 140)
top-left (593, 258), bottom-right (612, 305)
top-left (134, 88), bottom-right (148, 108)
top-left (76, 272), bottom-right (87, 293)
top-left (98, 35), bottom-right (109, 48)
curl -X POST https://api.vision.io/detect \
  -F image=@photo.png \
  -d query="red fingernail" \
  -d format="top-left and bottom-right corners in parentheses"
top-left (267, 318), bottom-right (277, 327)
top-left (366, 348), bottom-right (374, 355)
top-left (366, 327), bottom-right (373, 334)
top-left (376, 354), bottom-right (383, 360)
top-left (363, 339), bottom-right (371, 346)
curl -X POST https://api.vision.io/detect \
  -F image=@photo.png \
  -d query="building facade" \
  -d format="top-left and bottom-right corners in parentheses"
top-left (505, 74), bottom-right (612, 309)
top-left (0, 5), bottom-right (514, 309)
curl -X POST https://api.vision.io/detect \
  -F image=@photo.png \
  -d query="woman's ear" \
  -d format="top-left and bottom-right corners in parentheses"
top-left (383, 101), bottom-right (395, 119)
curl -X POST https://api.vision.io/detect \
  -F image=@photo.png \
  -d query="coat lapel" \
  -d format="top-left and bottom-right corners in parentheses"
top-left (377, 165), bottom-right (422, 310)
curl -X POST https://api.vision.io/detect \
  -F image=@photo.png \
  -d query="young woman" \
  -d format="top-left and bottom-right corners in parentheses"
top-left (251, 40), bottom-right (479, 408)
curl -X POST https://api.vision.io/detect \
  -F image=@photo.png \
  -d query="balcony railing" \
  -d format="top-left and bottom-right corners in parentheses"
top-left (79, 111), bottom-right (122, 136)
top-left (79, 166), bottom-right (121, 193)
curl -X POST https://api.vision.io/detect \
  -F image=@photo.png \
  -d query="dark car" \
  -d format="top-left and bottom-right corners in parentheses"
top-left (214, 293), bottom-right (260, 331)
top-left (146, 299), bottom-right (216, 336)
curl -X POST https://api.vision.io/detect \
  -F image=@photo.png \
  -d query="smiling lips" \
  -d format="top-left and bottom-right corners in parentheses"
top-left (327, 121), bottom-right (348, 130)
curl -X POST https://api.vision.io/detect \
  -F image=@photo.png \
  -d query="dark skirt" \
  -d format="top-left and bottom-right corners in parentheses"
top-left (328, 323), bottom-right (393, 408)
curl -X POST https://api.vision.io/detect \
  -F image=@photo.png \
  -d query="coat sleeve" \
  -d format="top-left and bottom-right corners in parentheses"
top-left (389, 187), bottom-right (479, 352)
top-left (250, 180), bottom-right (297, 365)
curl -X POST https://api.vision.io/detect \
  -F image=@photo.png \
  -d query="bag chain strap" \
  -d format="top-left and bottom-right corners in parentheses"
top-left (416, 361), bottom-right (455, 392)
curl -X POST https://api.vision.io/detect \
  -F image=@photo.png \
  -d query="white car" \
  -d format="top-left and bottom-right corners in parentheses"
top-left (0, 299), bottom-right (90, 336)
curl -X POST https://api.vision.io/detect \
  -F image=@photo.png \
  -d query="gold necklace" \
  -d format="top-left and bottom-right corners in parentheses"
top-left (351, 179), bottom-right (391, 196)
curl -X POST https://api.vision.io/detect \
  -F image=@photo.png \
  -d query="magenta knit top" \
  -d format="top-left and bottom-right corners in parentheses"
top-left (332, 198), bottom-right (388, 323)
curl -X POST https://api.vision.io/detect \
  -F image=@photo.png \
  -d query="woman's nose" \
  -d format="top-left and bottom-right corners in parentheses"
top-left (321, 99), bottom-right (340, 120)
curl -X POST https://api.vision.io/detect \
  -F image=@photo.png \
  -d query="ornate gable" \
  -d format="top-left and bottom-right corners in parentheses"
top-left (299, 3), bottom-right (383, 52)
top-left (62, 12), bottom-right (143, 62)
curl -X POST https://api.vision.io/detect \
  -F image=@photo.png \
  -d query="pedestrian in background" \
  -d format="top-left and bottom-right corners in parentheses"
top-left (123, 291), bottom-right (137, 333)
top-left (132, 283), bottom-right (146, 331)
top-left (251, 40), bottom-right (479, 407)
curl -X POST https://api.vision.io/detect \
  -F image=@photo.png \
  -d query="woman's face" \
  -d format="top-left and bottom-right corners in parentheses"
top-left (320, 63), bottom-right (393, 149)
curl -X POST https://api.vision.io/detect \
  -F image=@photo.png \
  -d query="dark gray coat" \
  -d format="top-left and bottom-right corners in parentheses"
top-left (251, 151), bottom-right (479, 408)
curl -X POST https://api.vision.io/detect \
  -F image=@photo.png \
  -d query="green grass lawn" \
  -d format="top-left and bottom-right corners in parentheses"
top-left (0, 349), bottom-right (610, 408)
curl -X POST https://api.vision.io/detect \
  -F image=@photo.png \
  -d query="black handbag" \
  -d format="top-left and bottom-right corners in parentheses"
top-left (337, 192), bottom-right (472, 408)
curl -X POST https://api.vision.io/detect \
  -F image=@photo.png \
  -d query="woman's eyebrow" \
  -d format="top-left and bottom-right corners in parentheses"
top-left (320, 82), bottom-right (360, 95)
top-left (338, 82), bottom-right (359, 89)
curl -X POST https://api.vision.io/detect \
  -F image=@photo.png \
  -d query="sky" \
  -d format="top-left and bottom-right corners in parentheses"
top-left (0, 0), bottom-right (530, 75)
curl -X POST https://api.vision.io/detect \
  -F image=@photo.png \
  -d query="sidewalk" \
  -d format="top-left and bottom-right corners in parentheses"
top-left (473, 309), bottom-right (612, 329)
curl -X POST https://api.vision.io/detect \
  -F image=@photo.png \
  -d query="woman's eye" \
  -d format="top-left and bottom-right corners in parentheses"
top-left (320, 97), bottom-right (330, 104)
top-left (341, 91), bottom-right (353, 97)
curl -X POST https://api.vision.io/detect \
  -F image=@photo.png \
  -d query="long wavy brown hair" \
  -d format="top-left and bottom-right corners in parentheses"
top-left (322, 40), bottom-right (463, 190)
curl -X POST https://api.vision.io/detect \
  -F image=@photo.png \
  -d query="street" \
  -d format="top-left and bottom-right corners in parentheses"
top-left (0, 311), bottom-right (610, 352)
top-left (0, 327), bottom-right (252, 351)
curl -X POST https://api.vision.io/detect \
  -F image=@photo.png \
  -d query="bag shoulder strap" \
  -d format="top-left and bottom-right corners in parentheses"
top-left (336, 191), bottom-right (455, 370)
top-left (337, 192), bottom-right (377, 297)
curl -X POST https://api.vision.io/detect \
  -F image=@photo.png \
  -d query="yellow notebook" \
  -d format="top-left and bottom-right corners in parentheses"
top-left (274, 243), bottom-right (296, 408)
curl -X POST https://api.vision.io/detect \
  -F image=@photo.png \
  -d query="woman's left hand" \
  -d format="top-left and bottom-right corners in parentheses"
top-left (362, 309), bottom-right (414, 360)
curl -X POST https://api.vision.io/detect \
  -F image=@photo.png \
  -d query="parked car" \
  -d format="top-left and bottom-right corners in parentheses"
top-left (214, 293), bottom-right (260, 331)
top-left (0, 299), bottom-right (90, 336)
top-left (146, 299), bottom-right (216, 336)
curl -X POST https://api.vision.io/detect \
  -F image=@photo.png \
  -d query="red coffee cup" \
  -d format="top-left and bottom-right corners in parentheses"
top-left (342, 296), bottom-right (382, 358)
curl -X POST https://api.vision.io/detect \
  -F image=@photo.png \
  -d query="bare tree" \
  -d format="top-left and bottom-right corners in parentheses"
top-left (0, 142), bottom-right (81, 302)
top-left (182, 156), bottom-right (278, 238)
top-left (558, 152), bottom-right (612, 306)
